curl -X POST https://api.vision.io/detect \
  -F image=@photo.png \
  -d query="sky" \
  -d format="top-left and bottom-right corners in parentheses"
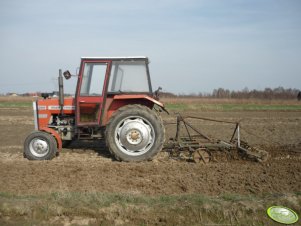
top-left (0, 0), bottom-right (300, 94)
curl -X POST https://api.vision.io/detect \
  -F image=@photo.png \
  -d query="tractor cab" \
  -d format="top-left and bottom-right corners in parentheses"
top-left (75, 57), bottom-right (153, 126)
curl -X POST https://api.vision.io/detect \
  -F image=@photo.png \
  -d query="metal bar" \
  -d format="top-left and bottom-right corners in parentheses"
top-left (237, 125), bottom-right (241, 147)
top-left (237, 146), bottom-right (262, 159)
top-left (181, 118), bottom-right (212, 141)
top-left (230, 123), bottom-right (239, 142)
top-left (58, 69), bottom-right (64, 115)
top-left (183, 116), bottom-right (237, 125)
top-left (182, 120), bottom-right (192, 141)
top-left (33, 101), bottom-right (38, 130)
top-left (177, 114), bottom-right (192, 141)
top-left (175, 116), bottom-right (181, 141)
top-left (178, 142), bottom-right (235, 149)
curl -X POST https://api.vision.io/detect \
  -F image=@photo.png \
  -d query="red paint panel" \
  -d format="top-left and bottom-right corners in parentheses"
top-left (113, 94), bottom-right (164, 107)
top-left (37, 98), bottom-right (75, 128)
top-left (40, 127), bottom-right (62, 151)
top-left (101, 95), bottom-right (163, 126)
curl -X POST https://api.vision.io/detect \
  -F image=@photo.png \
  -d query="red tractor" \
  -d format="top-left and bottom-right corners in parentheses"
top-left (24, 57), bottom-right (166, 161)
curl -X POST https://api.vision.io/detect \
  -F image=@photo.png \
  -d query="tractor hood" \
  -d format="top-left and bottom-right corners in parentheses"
top-left (36, 97), bottom-right (75, 112)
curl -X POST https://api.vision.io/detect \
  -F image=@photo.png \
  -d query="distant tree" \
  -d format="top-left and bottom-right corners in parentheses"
top-left (161, 87), bottom-right (300, 100)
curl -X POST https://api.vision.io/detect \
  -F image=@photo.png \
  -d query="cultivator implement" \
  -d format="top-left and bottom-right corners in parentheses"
top-left (163, 114), bottom-right (269, 163)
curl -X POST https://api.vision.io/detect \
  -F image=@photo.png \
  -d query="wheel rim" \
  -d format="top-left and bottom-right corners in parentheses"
top-left (29, 138), bottom-right (50, 158)
top-left (115, 116), bottom-right (155, 156)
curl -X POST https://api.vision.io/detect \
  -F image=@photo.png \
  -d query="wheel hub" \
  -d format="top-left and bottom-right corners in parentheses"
top-left (29, 138), bottom-right (49, 157)
top-left (127, 130), bottom-right (141, 144)
top-left (116, 117), bottom-right (154, 155)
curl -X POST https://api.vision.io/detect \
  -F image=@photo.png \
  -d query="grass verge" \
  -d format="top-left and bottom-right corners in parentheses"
top-left (165, 102), bottom-right (301, 111)
top-left (0, 102), bottom-right (32, 108)
top-left (1, 96), bottom-right (301, 111)
top-left (0, 96), bottom-right (34, 108)
top-left (0, 192), bottom-right (300, 225)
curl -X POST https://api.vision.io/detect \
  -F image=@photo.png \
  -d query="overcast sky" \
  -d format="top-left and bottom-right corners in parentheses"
top-left (0, 0), bottom-right (300, 94)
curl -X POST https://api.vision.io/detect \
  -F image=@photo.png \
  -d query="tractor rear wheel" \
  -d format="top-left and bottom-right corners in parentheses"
top-left (105, 104), bottom-right (165, 162)
top-left (24, 131), bottom-right (57, 160)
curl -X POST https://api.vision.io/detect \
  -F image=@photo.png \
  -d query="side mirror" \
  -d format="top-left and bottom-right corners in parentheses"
top-left (63, 70), bottom-right (72, 80)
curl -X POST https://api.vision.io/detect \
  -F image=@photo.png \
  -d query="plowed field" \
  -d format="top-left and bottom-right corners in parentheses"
top-left (0, 102), bottom-right (300, 225)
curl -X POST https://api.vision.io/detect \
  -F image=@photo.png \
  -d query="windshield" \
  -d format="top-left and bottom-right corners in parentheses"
top-left (108, 60), bottom-right (151, 93)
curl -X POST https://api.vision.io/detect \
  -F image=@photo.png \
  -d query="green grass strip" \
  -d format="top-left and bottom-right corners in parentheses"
top-left (0, 102), bottom-right (32, 108)
top-left (0, 192), bottom-right (300, 226)
top-left (165, 103), bottom-right (301, 111)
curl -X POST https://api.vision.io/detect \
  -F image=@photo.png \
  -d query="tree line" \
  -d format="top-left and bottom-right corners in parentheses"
top-left (161, 87), bottom-right (301, 100)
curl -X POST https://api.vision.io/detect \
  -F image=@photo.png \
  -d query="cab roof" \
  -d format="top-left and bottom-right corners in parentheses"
top-left (81, 56), bottom-right (148, 61)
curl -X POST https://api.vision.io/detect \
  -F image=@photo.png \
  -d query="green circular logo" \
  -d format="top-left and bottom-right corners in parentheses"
top-left (267, 206), bottom-right (299, 224)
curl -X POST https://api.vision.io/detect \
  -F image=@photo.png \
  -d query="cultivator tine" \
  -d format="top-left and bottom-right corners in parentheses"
top-left (237, 141), bottom-right (269, 162)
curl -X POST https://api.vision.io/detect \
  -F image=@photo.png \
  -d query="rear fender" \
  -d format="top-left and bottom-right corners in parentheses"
top-left (102, 95), bottom-right (167, 126)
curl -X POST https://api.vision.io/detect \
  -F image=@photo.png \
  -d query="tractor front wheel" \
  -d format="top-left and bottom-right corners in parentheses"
top-left (105, 105), bottom-right (165, 162)
top-left (24, 131), bottom-right (57, 160)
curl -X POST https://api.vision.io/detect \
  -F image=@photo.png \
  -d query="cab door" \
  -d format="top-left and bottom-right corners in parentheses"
top-left (76, 60), bottom-right (111, 126)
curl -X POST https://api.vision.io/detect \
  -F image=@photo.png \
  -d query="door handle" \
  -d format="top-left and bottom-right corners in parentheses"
top-left (80, 101), bottom-right (86, 103)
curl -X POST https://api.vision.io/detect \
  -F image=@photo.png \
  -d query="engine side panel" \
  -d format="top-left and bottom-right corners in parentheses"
top-left (36, 98), bottom-right (75, 129)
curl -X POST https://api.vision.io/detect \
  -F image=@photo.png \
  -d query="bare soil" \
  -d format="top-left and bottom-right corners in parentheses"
top-left (0, 106), bottom-right (300, 225)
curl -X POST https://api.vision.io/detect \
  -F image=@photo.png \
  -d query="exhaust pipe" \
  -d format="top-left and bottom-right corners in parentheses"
top-left (58, 69), bottom-right (64, 115)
